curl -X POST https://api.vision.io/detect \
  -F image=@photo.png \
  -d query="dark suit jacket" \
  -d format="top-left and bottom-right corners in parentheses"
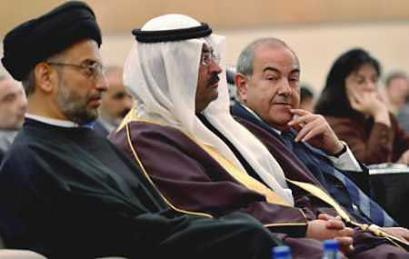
top-left (231, 103), bottom-right (373, 225)
top-left (92, 120), bottom-right (109, 137)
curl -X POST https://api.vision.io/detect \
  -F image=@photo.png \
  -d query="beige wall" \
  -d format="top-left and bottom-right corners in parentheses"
top-left (100, 21), bottom-right (409, 92)
top-left (1, 0), bottom-right (409, 36)
top-left (223, 22), bottom-right (409, 92)
top-left (86, 0), bottom-right (409, 33)
top-left (1, 1), bottom-right (409, 93)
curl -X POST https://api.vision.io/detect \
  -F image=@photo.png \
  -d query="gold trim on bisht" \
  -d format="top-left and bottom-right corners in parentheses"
top-left (125, 122), bottom-right (213, 219)
top-left (123, 108), bottom-right (291, 207)
top-left (288, 179), bottom-right (409, 250)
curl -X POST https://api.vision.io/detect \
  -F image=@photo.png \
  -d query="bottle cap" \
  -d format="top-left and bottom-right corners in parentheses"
top-left (273, 245), bottom-right (291, 256)
top-left (323, 239), bottom-right (339, 251)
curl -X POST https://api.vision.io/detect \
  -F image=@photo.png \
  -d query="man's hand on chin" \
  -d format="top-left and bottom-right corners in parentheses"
top-left (288, 109), bottom-right (345, 155)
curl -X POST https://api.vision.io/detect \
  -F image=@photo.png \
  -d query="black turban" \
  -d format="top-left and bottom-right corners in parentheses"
top-left (1, 1), bottom-right (102, 81)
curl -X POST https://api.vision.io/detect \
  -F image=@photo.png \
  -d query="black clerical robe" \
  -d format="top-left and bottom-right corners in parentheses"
top-left (0, 118), bottom-right (279, 259)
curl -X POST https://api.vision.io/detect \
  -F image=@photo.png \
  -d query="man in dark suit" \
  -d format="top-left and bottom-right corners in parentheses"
top-left (93, 66), bottom-right (133, 137)
top-left (231, 37), bottom-right (408, 236)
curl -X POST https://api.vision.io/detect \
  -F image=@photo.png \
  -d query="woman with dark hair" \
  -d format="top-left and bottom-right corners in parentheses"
top-left (315, 48), bottom-right (409, 165)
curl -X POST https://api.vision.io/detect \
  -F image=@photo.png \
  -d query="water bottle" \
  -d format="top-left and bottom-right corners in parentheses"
top-left (322, 239), bottom-right (340, 259)
top-left (272, 245), bottom-right (292, 259)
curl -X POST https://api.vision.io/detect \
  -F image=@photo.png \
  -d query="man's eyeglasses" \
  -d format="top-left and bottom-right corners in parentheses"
top-left (200, 51), bottom-right (220, 67)
top-left (47, 61), bottom-right (106, 80)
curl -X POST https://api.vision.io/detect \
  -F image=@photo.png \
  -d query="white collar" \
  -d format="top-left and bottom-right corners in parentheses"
top-left (25, 113), bottom-right (79, 128)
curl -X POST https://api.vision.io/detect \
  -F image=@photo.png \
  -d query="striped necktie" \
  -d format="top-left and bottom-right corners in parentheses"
top-left (280, 130), bottom-right (396, 227)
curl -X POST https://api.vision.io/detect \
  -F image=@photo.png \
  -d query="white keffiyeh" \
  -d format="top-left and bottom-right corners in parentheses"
top-left (124, 14), bottom-right (294, 205)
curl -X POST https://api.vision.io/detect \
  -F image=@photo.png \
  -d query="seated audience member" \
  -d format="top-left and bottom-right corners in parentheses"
top-left (315, 48), bottom-right (409, 165)
top-left (226, 68), bottom-right (239, 105)
top-left (387, 72), bottom-right (409, 133)
top-left (398, 103), bottom-right (409, 133)
top-left (111, 14), bottom-right (339, 258)
top-left (110, 15), bottom-right (409, 258)
top-left (384, 71), bottom-right (409, 115)
top-left (93, 66), bottom-right (133, 137)
top-left (232, 38), bottom-right (398, 227)
top-left (0, 2), bottom-right (281, 258)
top-left (300, 84), bottom-right (315, 112)
top-left (231, 37), bottom-right (409, 248)
top-left (0, 72), bottom-right (27, 162)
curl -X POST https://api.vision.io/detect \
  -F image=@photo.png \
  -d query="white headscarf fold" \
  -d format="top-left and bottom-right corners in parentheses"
top-left (124, 14), bottom-right (294, 205)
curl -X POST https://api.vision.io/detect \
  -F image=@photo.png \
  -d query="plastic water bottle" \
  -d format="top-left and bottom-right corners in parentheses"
top-left (322, 239), bottom-right (340, 259)
top-left (272, 245), bottom-right (292, 259)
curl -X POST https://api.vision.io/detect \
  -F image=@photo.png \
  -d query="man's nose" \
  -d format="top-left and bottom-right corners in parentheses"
top-left (277, 79), bottom-right (291, 95)
top-left (123, 96), bottom-right (134, 109)
top-left (96, 74), bottom-right (108, 92)
top-left (209, 60), bottom-right (222, 74)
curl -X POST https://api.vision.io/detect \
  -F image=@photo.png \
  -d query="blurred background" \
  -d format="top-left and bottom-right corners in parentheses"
top-left (1, 0), bottom-right (409, 91)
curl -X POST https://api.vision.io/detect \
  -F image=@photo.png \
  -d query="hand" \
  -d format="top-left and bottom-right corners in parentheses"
top-left (288, 109), bottom-right (344, 155)
top-left (348, 89), bottom-right (390, 126)
top-left (306, 219), bottom-right (354, 254)
top-left (316, 214), bottom-right (354, 254)
top-left (317, 213), bottom-right (345, 230)
top-left (397, 149), bottom-right (409, 165)
top-left (318, 213), bottom-right (342, 222)
top-left (382, 227), bottom-right (409, 242)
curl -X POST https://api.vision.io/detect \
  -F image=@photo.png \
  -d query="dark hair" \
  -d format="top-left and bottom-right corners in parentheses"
top-left (300, 85), bottom-right (314, 101)
top-left (315, 48), bottom-right (381, 117)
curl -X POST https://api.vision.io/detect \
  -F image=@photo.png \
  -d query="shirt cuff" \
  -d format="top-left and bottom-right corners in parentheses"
top-left (327, 141), bottom-right (362, 172)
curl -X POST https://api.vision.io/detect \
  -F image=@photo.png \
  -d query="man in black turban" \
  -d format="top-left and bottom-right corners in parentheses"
top-left (0, 1), bottom-right (280, 258)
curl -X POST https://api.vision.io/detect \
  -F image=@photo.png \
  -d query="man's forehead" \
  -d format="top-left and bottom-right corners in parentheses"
top-left (391, 77), bottom-right (409, 84)
top-left (254, 44), bottom-right (298, 68)
top-left (57, 39), bottom-right (102, 62)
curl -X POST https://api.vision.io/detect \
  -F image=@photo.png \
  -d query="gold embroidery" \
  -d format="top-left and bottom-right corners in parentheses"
top-left (125, 123), bottom-right (213, 218)
top-left (287, 179), bottom-right (351, 221)
top-left (198, 143), bottom-right (290, 207)
top-left (124, 109), bottom-right (291, 207)
top-left (119, 110), bottom-right (409, 245)
top-left (264, 223), bottom-right (307, 227)
top-left (288, 179), bottom-right (409, 250)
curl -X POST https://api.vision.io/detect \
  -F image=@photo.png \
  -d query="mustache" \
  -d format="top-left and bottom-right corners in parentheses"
top-left (208, 74), bottom-right (220, 85)
top-left (120, 108), bottom-right (131, 118)
top-left (273, 95), bottom-right (291, 104)
top-left (89, 93), bottom-right (102, 101)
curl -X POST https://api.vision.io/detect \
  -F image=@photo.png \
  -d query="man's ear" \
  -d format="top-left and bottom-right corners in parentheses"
top-left (34, 62), bottom-right (55, 94)
top-left (235, 73), bottom-right (249, 102)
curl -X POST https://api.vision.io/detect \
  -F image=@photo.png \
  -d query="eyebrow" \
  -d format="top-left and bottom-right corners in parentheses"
top-left (262, 67), bottom-right (300, 74)
top-left (290, 69), bottom-right (301, 74)
top-left (1, 92), bottom-right (16, 100)
top-left (81, 59), bottom-right (101, 65)
top-left (263, 67), bottom-right (280, 73)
